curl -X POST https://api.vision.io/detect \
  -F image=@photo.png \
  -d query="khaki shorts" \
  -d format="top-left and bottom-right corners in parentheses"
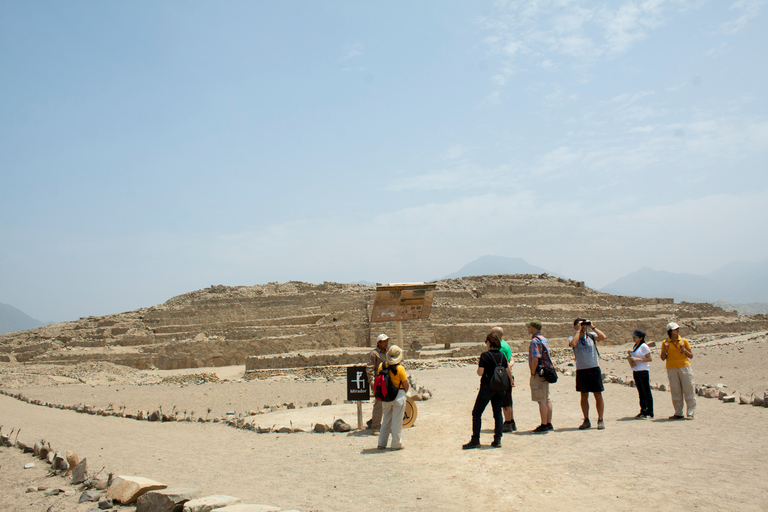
top-left (530, 374), bottom-right (550, 402)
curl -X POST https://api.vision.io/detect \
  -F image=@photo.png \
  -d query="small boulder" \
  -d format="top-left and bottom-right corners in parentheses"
top-left (65, 451), bottom-right (79, 476)
top-left (333, 419), bottom-right (351, 432)
top-left (314, 423), bottom-right (329, 433)
top-left (72, 458), bottom-right (88, 484)
top-left (24, 462), bottom-right (35, 469)
top-left (275, 426), bottom-right (292, 433)
top-left (321, 399), bottom-right (333, 406)
top-left (79, 490), bottom-right (102, 503)
top-left (98, 498), bottom-right (114, 509)
top-left (136, 487), bottom-right (201, 512)
top-left (722, 395), bottom-right (736, 403)
top-left (106, 475), bottom-right (168, 504)
top-left (183, 494), bottom-right (242, 512)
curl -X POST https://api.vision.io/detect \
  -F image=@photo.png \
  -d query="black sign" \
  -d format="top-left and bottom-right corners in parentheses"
top-left (347, 365), bottom-right (370, 402)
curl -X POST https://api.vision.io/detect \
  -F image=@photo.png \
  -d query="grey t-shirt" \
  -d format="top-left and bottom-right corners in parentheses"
top-left (570, 331), bottom-right (599, 370)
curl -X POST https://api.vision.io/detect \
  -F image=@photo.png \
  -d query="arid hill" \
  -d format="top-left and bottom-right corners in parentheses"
top-left (2, 274), bottom-right (766, 370)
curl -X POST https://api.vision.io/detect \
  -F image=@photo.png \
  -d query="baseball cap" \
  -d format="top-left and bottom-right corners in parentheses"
top-left (666, 322), bottom-right (680, 331)
top-left (376, 333), bottom-right (390, 342)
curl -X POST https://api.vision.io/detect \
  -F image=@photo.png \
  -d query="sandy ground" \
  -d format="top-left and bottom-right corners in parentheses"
top-left (2, 332), bottom-right (768, 512)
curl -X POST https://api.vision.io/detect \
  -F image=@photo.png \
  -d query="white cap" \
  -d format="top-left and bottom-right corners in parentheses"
top-left (376, 333), bottom-right (390, 342)
top-left (666, 322), bottom-right (680, 331)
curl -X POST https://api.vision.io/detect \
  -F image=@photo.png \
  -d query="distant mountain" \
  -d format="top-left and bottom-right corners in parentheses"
top-left (441, 255), bottom-right (557, 280)
top-left (713, 301), bottom-right (768, 316)
top-left (600, 258), bottom-right (768, 304)
top-left (0, 303), bottom-right (45, 335)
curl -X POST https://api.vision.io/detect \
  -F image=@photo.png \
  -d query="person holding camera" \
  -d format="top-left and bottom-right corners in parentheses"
top-left (660, 322), bottom-right (696, 420)
top-left (569, 318), bottom-right (607, 430)
top-left (527, 320), bottom-right (553, 434)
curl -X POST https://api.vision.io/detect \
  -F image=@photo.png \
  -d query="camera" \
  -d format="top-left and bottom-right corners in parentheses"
top-left (581, 320), bottom-right (591, 326)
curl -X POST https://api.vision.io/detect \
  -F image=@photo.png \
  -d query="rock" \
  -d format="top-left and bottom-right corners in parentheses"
top-left (214, 505), bottom-right (281, 512)
top-left (149, 411), bottom-right (161, 422)
top-left (718, 391), bottom-right (727, 399)
top-left (26, 486), bottom-right (36, 493)
top-left (314, 423), bottom-right (329, 433)
top-left (63, 489), bottom-right (76, 496)
top-left (753, 396), bottom-right (765, 407)
top-left (183, 494), bottom-right (242, 512)
top-left (106, 475), bottom-right (168, 504)
top-left (286, 402), bottom-right (295, 409)
top-left (79, 490), bottom-right (102, 503)
top-left (38, 486), bottom-right (48, 491)
top-left (704, 389), bottom-right (719, 399)
top-left (24, 462), bottom-right (35, 469)
top-left (722, 395), bottom-right (736, 403)
top-left (52, 451), bottom-right (65, 469)
top-left (256, 426), bottom-right (271, 433)
top-left (72, 458), bottom-right (88, 484)
top-left (94, 478), bottom-right (109, 491)
top-left (275, 425), bottom-right (292, 433)
top-left (716, 383), bottom-right (726, 389)
top-left (321, 399), bottom-right (333, 406)
top-left (66, 450), bottom-right (79, 476)
top-left (98, 498), bottom-right (114, 509)
top-left (33, 442), bottom-right (42, 456)
top-left (659, 384), bottom-right (667, 392)
top-left (739, 395), bottom-right (750, 405)
top-left (44, 488), bottom-right (61, 496)
top-left (136, 487), bottom-right (202, 512)
top-left (410, 394), bottom-right (423, 401)
top-left (333, 419), bottom-right (351, 432)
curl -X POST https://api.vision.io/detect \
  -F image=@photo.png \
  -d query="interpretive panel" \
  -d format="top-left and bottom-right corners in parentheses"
top-left (370, 282), bottom-right (436, 322)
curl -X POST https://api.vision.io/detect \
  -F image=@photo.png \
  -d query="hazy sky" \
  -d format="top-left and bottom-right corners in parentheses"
top-left (2, 1), bottom-right (767, 323)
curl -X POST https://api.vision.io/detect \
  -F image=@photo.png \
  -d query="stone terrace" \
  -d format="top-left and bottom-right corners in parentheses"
top-left (2, 275), bottom-right (767, 370)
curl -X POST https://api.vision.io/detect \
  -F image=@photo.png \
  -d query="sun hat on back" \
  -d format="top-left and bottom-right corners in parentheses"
top-left (386, 345), bottom-right (403, 365)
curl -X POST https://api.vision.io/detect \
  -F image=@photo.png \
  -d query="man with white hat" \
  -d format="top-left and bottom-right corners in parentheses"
top-left (366, 333), bottom-right (389, 432)
top-left (660, 322), bottom-right (696, 419)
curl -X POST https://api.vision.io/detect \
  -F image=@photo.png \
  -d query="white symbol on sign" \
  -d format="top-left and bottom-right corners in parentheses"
top-left (353, 371), bottom-right (365, 389)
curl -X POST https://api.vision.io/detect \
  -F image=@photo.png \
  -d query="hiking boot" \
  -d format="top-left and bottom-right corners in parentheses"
top-left (502, 421), bottom-right (513, 433)
top-left (532, 424), bottom-right (549, 434)
top-left (491, 438), bottom-right (502, 448)
top-left (597, 419), bottom-right (605, 430)
top-left (462, 438), bottom-right (481, 450)
top-left (546, 423), bottom-right (553, 431)
top-left (578, 419), bottom-right (591, 430)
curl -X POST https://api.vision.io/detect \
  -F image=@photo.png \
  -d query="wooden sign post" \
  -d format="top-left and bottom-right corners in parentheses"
top-left (369, 282), bottom-right (436, 428)
top-left (346, 365), bottom-right (369, 430)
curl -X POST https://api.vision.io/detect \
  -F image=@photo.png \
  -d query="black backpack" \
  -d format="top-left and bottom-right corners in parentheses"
top-left (489, 352), bottom-right (510, 392)
top-left (374, 363), bottom-right (400, 402)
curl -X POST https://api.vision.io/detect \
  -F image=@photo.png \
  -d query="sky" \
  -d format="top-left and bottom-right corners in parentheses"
top-left (1, 0), bottom-right (767, 323)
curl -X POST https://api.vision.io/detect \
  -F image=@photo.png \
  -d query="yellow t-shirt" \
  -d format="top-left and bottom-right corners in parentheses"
top-left (378, 362), bottom-right (408, 389)
top-left (663, 337), bottom-right (692, 369)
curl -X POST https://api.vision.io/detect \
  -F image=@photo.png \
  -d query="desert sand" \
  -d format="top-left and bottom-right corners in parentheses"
top-left (2, 332), bottom-right (768, 512)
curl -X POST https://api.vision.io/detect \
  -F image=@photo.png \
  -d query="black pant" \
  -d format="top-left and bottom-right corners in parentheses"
top-left (471, 385), bottom-right (504, 440)
top-left (633, 370), bottom-right (654, 416)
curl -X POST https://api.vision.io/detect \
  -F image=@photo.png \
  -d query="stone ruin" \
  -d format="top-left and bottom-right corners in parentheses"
top-left (2, 274), bottom-right (767, 371)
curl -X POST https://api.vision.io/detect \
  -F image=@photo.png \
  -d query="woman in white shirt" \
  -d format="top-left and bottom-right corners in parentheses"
top-left (628, 329), bottom-right (653, 418)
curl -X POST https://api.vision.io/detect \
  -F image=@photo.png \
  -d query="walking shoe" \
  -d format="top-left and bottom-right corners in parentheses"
top-left (502, 421), bottom-right (513, 433)
top-left (546, 423), bottom-right (553, 430)
top-left (377, 445), bottom-right (386, 450)
top-left (511, 420), bottom-right (517, 432)
top-left (462, 439), bottom-right (481, 449)
top-left (491, 438), bottom-right (502, 448)
top-left (597, 419), bottom-right (605, 430)
top-left (578, 419), bottom-right (591, 430)
top-left (686, 414), bottom-right (695, 420)
top-left (532, 424), bottom-right (549, 434)
top-left (668, 414), bottom-right (685, 420)
top-left (391, 444), bottom-right (404, 450)
top-left (366, 419), bottom-right (373, 429)
top-left (635, 413), bottom-right (646, 419)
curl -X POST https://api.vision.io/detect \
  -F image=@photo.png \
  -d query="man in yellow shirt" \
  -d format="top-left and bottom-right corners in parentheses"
top-left (660, 322), bottom-right (696, 420)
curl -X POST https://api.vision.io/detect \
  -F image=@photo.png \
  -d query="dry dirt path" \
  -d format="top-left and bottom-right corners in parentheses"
top-left (3, 343), bottom-right (768, 512)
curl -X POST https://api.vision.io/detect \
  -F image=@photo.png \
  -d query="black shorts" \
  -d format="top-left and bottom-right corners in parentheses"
top-left (575, 367), bottom-right (604, 393)
top-left (502, 385), bottom-right (513, 408)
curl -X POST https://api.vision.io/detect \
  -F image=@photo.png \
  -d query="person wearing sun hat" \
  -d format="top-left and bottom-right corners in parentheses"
top-left (377, 344), bottom-right (410, 450)
top-left (660, 322), bottom-right (696, 420)
top-left (628, 329), bottom-right (654, 418)
top-left (366, 333), bottom-right (390, 432)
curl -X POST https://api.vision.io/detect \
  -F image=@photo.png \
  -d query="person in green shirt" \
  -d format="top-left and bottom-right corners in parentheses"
top-left (491, 326), bottom-right (516, 432)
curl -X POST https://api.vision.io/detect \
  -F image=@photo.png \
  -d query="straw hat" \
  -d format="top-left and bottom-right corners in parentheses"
top-left (386, 345), bottom-right (403, 365)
